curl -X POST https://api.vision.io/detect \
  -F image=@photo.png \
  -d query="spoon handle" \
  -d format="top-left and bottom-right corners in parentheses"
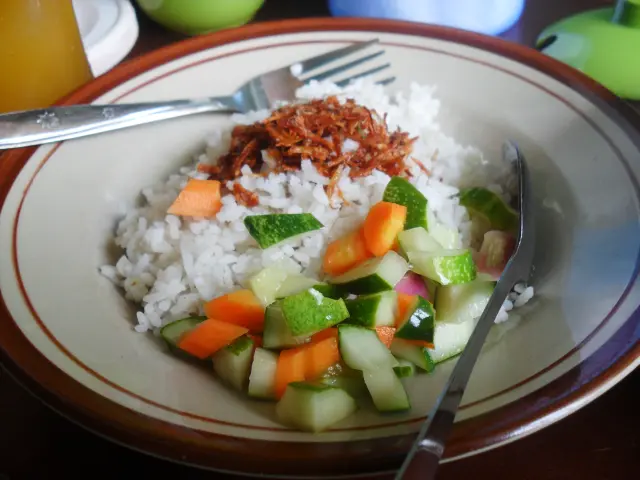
top-left (396, 278), bottom-right (515, 480)
top-left (0, 97), bottom-right (237, 150)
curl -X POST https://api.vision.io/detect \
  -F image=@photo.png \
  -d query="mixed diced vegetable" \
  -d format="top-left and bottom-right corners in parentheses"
top-left (159, 179), bottom-right (517, 432)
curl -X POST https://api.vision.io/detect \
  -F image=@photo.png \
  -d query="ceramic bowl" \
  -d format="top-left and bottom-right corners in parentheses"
top-left (0, 18), bottom-right (638, 478)
top-left (135, 0), bottom-right (264, 35)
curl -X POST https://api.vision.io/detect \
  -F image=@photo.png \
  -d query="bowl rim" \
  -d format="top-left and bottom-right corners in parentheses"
top-left (0, 17), bottom-right (639, 478)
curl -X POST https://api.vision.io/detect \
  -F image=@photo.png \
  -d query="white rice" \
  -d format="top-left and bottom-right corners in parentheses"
top-left (101, 79), bottom-right (532, 332)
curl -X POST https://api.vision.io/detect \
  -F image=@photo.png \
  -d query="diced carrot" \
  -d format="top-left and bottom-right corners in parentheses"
top-left (362, 202), bottom-right (407, 256)
top-left (406, 340), bottom-right (435, 349)
top-left (304, 336), bottom-right (341, 380)
top-left (177, 319), bottom-right (248, 359)
top-left (275, 348), bottom-right (306, 398)
top-left (167, 179), bottom-right (222, 218)
top-left (310, 328), bottom-right (338, 343)
top-left (204, 290), bottom-right (265, 332)
top-left (248, 334), bottom-right (263, 348)
top-left (376, 326), bottom-right (396, 348)
top-left (395, 293), bottom-right (417, 326)
top-left (323, 227), bottom-right (372, 276)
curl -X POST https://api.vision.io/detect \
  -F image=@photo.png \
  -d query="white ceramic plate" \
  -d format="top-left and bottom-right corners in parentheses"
top-left (74, 0), bottom-right (139, 77)
top-left (0, 18), bottom-right (638, 478)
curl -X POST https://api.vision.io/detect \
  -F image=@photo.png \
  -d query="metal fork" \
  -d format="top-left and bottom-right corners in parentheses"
top-left (0, 39), bottom-right (393, 150)
top-left (396, 141), bottom-right (535, 480)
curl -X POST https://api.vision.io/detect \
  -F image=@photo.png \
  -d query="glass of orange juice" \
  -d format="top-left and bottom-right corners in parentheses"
top-left (0, 0), bottom-right (93, 113)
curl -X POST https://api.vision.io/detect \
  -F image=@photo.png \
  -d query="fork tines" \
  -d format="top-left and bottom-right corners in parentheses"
top-left (295, 39), bottom-right (395, 87)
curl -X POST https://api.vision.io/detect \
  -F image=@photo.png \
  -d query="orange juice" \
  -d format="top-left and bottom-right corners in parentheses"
top-left (0, 0), bottom-right (93, 113)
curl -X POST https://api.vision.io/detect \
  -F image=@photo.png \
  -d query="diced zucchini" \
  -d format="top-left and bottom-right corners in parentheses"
top-left (363, 368), bottom-right (411, 412)
top-left (395, 295), bottom-right (435, 343)
top-left (393, 359), bottom-right (416, 378)
top-left (160, 316), bottom-right (206, 348)
top-left (431, 318), bottom-right (476, 364)
top-left (244, 213), bottom-right (323, 249)
top-left (330, 251), bottom-right (409, 294)
top-left (249, 266), bottom-right (289, 306)
top-left (398, 227), bottom-right (442, 255)
top-left (390, 338), bottom-right (435, 372)
top-left (338, 324), bottom-right (398, 371)
top-left (212, 335), bottom-right (255, 391)
top-left (382, 176), bottom-right (429, 230)
top-left (459, 187), bottom-right (519, 232)
top-left (435, 281), bottom-right (494, 324)
top-left (263, 301), bottom-right (309, 349)
top-left (344, 291), bottom-right (397, 328)
top-left (276, 382), bottom-right (357, 432)
top-left (409, 249), bottom-right (476, 285)
top-left (248, 348), bottom-right (279, 399)
top-left (276, 274), bottom-right (320, 298)
top-left (427, 209), bottom-right (462, 249)
top-left (281, 288), bottom-right (349, 336)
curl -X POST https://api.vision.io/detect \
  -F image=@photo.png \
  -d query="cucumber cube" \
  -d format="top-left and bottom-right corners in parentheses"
top-left (276, 382), bottom-right (357, 432)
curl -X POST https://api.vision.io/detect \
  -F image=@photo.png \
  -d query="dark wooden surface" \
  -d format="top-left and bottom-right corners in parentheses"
top-left (1, 1), bottom-right (638, 478)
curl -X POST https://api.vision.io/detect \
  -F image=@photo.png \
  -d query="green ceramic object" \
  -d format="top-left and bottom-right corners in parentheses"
top-left (136, 0), bottom-right (265, 36)
top-left (537, 0), bottom-right (640, 100)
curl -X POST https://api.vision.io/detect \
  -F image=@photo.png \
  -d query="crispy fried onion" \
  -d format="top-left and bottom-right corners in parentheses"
top-left (202, 96), bottom-right (416, 185)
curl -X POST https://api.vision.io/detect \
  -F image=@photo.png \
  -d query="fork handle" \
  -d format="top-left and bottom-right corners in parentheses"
top-left (0, 97), bottom-right (238, 150)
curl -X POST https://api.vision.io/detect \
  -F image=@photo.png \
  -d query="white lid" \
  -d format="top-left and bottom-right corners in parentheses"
top-left (74, 0), bottom-right (139, 77)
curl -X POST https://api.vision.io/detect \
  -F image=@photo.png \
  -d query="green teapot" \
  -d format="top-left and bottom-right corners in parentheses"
top-left (537, 0), bottom-right (640, 100)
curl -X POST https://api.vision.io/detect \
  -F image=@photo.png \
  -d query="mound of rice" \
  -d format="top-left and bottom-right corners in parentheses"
top-left (100, 79), bottom-right (531, 333)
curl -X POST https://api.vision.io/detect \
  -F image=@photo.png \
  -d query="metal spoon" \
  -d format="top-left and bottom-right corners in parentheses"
top-left (396, 141), bottom-right (535, 480)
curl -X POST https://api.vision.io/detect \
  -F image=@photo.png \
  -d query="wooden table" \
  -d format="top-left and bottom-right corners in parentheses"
top-left (1, 1), bottom-right (638, 478)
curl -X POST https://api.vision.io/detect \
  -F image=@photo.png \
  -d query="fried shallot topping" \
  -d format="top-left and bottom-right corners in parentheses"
top-left (202, 96), bottom-right (416, 184)
top-left (232, 183), bottom-right (259, 207)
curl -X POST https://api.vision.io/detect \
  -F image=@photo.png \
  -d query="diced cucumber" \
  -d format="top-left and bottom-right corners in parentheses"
top-left (244, 213), bottom-right (323, 249)
top-left (330, 251), bottom-right (409, 294)
top-left (344, 291), bottom-right (397, 328)
top-left (395, 295), bottom-right (435, 343)
top-left (427, 209), bottom-right (462, 249)
top-left (276, 274), bottom-right (320, 298)
top-left (320, 373), bottom-right (368, 398)
top-left (459, 187), bottom-right (519, 232)
top-left (398, 227), bottom-right (442, 255)
top-left (276, 382), bottom-right (357, 432)
top-left (470, 215), bottom-right (493, 248)
top-left (435, 281), bottom-right (494, 324)
top-left (281, 288), bottom-right (349, 336)
top-left (212, 335), bottom-right (255, 391)
top-left (363, 368), bottom-right (411, 412)
top-left (249, 266), bottom-right (289, 306)
top-left (393, 359), bottom-right (416, 378)
top-left (338, 324), bottom-right (398, 371)
top-left (409, 249), bottom-right (476, 285)
top-left (475, 230), bottom-right (516, 281)
top-left (310, 282), bottom-right (342, 299)
top-left (431, 318), bottom-right (476, 364)
top-left (390, 339), bottom-right (435, 372)
top-left (263, 301), bottom-right (309, 349)
top-left (248, 348), bottom-right (279, 399)
top-left (268, 272), bottom-right (341, 300)
top-left (160, 316), bottom-right (206, 348)
top-left (382, 176), bottom-right (428, 230)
